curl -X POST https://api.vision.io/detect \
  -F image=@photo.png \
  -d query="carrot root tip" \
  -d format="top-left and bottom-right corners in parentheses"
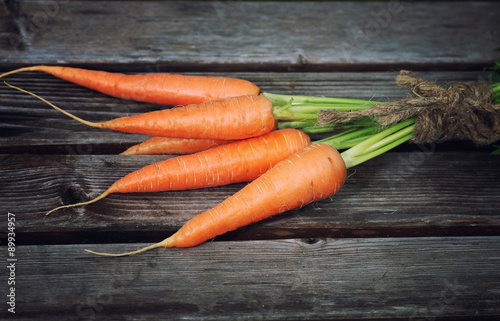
top-left (0, 66), bottom-right (41, 79)
top-left (84, 241), bottom-right (167, 257)
top-left (45, 190), bottom-right (110, 215)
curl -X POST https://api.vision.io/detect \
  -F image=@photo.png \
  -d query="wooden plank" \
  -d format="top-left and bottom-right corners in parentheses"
top-left (2, 150), bottom-right (499, 244)
top-left (0, 1), bottom-right (499, 70)
top-left (0, 70), bottom-right (494, 153)
top-left (2, 237), bottom-right (499, 320)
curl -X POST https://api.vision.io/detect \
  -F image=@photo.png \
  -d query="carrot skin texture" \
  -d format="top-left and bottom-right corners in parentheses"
top-left (120, 137), bottom-right (234, 155)
top-left (99, 95), bottom-right (275, 140)
top-left (0, 66), bottom-right (260, 105)
top-left (165, 143), bottom-right (346, 248)
top-left (109, 128), bottom-right (311, 194)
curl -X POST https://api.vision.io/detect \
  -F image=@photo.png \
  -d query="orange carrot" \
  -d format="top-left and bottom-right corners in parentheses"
top-left (47, 128), bottom-right (311, 215)
top-left (5, 83), bottom-right (276, 140)
top-left (0, 65), bottom-right (260, 105)
top-left (120, 137), bottom-right (234, 155)
top-left (86, 143), bottom-right (346, 256)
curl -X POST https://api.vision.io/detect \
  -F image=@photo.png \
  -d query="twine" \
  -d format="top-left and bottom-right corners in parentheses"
top-left (318, 70), bottom-right (500, 145)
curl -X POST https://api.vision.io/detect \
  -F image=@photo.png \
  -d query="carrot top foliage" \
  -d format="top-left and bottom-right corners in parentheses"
top-left (491, 61), bottom-right (500, 103)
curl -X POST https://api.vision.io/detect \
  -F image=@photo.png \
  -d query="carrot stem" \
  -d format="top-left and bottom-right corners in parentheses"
top-left (339, 118), bottom-right (416, 169)
top-left (277, 118), bottom-right (374, 134)
top-left (489, 61), bottom-right (500, 103)
top-left (313, 126), bottom-right (379, 150)
top-left (272, 103), bottom-right (380, 121)
top-left (262, 92), bottom-right (383, 107)
top-left (264, 92), bottom-right (383, 122)
top-left (277, 120), bottom-right (337, 134)
top-left (491, 83), bottom-right (500, 103)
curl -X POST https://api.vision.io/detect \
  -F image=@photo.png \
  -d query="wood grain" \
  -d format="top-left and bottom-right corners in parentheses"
top-left (2, 150), bottom-right (499, 244)
top-left (2, 237), bottom-right (499, 320)
top-left (0, 1), bottom-right (499, 71)
top-left (1, 2), bottom-right (500, 320)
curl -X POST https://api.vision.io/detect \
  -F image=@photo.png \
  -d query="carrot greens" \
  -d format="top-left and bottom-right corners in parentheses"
top-left (491, 61), bottom-right (500, 103)
top-left (339, 119), bottom-right (415, 169)
top-left (313, 126), bottom-right (379, 150)
top-left (264, 92), bottom-right (381, 121)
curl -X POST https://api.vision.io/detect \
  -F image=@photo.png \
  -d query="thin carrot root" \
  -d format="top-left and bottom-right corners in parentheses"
top-left (46, 190), bottom-right (111, 215)
top-left (85, 238), bottom-right (170, 257)
top-left (0, 66), bottom-right (41, 79)
top-left (5, 82), bottom-right (104, 128)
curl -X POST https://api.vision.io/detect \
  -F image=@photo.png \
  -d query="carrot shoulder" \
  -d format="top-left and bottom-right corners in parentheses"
top-left (0, 65), bottom-right (260, 105)
top-left (86, 143), bottom-right (346, 256)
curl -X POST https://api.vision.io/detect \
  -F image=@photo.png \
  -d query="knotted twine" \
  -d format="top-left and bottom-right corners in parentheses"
top-left (318, 70), bottom-right (500, 145)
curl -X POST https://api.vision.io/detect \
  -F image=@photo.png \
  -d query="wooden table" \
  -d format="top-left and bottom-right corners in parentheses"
top-left (1, 1), bottom-right (500, 320)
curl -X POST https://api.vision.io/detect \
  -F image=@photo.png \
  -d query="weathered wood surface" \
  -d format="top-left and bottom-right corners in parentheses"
top-left (0, 71), bottom-right (495, 154)
top-left (0, 1), bottom-right (499, 70)
top-left (2, 150), bottom-right (499, 244)
top-left (1, 237), bottom-right (499, 320)
top-left (1, 1), bottom-right (500, 320)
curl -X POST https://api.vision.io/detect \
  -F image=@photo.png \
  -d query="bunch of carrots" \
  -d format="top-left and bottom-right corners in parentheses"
top-left (1, 65), bottom-right (495, 256)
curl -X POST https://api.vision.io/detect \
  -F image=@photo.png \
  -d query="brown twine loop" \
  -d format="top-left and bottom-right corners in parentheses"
top-left (318, 70), bottom-right (500, 145)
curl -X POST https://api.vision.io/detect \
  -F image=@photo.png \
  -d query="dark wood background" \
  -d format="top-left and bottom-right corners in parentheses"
top-left (1, 1), bottom-right (499, 320)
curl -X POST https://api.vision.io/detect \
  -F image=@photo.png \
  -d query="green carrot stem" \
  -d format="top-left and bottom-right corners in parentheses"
top-left (312, 127), bottom-right (379, 150)
top-left (314, 127), bottom-right (377, 144)
top-left (277, 121), bottom-right (338, 134)
top-left (299, 126), bottom-right (338, 134)
top-left (272, 103), bottom-right (384, 121)
top-left (265, 91), bottom-right (385, 122)
top-left (262, 92), bottom-right (382, 107)
top-left (273, 110), bottom-right (318, 121)
top-left (341, 119), bottom-right (415, 158)
top-left (328, 136), bottom-right (378, 150)
top-left (491, 83), bottom-right (500, 103)
top-left (277, 120), bottom-right (317, 129)
top-left (362, 125), bottom-right (415, 154)
top-left (342, 133), bottom-right (413, 169)
top-left (338, 118), bottom-right (416, 169)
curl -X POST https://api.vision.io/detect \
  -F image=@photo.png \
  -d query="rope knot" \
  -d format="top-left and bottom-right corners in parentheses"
top-left (318, 70), bottom-right (500, 145)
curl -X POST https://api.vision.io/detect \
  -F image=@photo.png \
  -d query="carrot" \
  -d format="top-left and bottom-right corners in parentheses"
top-left (120, 137), bottom-right (234, 155)
top-left (86, 143), bottom-right (346, 256)
top-left (0, 65), bottom-right (260, 106)
top-left (46, 128), bottom-right (311, 215)
top-left (5, 83), bottom-right (276, 140)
